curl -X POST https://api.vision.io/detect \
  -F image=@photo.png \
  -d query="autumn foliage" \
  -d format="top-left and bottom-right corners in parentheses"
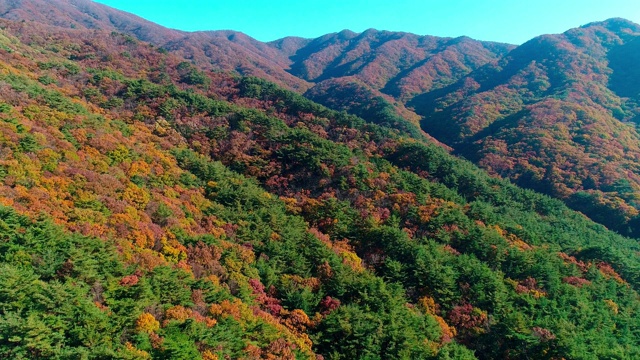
top-left (0, 5), bottom-right (638, 360)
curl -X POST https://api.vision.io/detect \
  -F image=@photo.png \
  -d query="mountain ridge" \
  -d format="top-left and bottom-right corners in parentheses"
top-left (0, 2), bottom-right (639, 358)
top-left (4, 0), bottom-right (640, 236)
top-left (0, 0), bottom-right (514, 94)
top-left (406, 15), bottom-right (640, 235)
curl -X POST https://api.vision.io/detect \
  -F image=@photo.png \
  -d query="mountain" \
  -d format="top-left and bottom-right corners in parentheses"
top-left (0, 0), bottom-right (310, 90)
top-left (278, 30), bottom-right (513, 100)
top-left (406, 18), bottom-right (640, 236)
top-left (0, 0), bottom-right (181, 43)
top-left (0, 0), bottom-right (513, 95)
top-left (264, 17), bottom-right (640, 238)
top-left (160, 30), bottom-right (311, 91)
top-left (0, 1), bottom-right (512, 137)
top-left (0, 1), bottom-right (640, 359)
top-left (274, 29), bottom-right (513, 132)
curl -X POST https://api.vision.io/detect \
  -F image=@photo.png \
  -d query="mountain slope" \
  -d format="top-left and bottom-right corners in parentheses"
top-left (0, 0), bottom-right (513, 95)
top-left (276, 29), bottom-right (513, 100)
top-left (408, 18), bottom-right (640, 236)
top-left (277, 29), bottom-right (513, 129)
top-left (160, 30), bottom-right (311, 91)
top-left (9, 2), bottom-right (640, 239)
top-left (0, 20), bottom-right (447, 359)
top-left (0, 0), bottom-right (311, 90)
top-left (0, 12), bottom-right (639, 360)
top-left (0, 0), bottom-right (182, 43)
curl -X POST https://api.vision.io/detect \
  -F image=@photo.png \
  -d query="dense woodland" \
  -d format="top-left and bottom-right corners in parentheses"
top-left (9, 1), bottom-right (640, 237)
top-left (0, 1), bottom-right (640, 359)
top-left (280, 18), bottom-right (640, 238)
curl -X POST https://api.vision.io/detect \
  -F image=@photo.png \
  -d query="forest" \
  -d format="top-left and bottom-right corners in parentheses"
top-left (0, 2), bottom-right (639, 359)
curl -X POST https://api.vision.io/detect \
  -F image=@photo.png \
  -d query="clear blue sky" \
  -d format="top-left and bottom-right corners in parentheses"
top-left (94, 0), bottom-right (640, 44)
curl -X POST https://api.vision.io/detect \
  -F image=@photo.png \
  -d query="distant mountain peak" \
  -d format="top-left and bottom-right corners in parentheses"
top-left (0, 0), bottom-right (183, 43)
top-left (336, 29), bottom-right (358, 40)
top-left (581, 17), bottom-right (640, 34)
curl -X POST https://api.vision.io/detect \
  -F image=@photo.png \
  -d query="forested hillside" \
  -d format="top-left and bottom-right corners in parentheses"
top-left (272, 29), bottom-right (513, 99)
top-left (278, 18), bottom-right (640, 239)
top-left (402, 19), bottom-right (640, 237)
top-left (8, 4), bottom-right (640, 240)
top-left (0, 9), bottom-right (638, 359)
top-left (0, 1), bottom-right (640, 359)
top-left (276, 18), bottom-right (640, 239)
top-left (0, 0), bottom-right (310, 90)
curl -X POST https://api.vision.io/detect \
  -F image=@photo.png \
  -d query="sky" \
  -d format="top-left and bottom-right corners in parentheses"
top-left (94, 0), bottom-right (640, 44)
